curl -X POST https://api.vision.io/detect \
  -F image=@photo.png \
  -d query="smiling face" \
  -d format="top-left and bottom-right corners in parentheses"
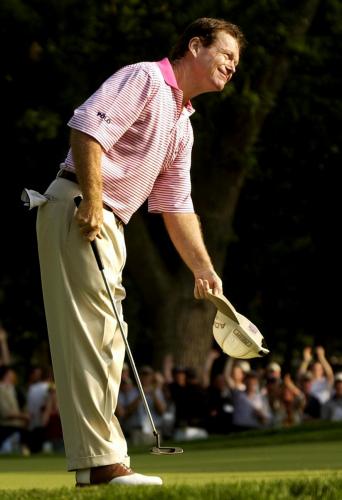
top-left (190, 31), bottom-right (240, 93)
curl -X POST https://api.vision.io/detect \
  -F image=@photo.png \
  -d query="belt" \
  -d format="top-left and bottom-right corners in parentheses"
top-left (58, 169), bottom-right (124, 226)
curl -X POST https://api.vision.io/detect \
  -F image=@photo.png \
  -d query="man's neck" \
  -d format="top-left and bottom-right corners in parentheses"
top-left (171, 59), bottom-right (192, 106)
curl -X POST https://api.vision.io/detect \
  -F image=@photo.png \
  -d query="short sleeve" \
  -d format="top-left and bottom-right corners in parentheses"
top-left (67, 65), bottom-right (154, 152)
top-left (148, 128), bottom-right (194, 213)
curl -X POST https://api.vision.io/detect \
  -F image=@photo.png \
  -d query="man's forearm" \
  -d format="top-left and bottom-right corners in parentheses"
top-left (70, 128), bottom-right (105, 240)
top-left (162, 212), bottom-right (222, 296)
top-left (318, 355), bottom-right (334, 383)
top-left (70, 128), bottom-right (103, 205)
top-left (162, 212), bottom-right (213, 275)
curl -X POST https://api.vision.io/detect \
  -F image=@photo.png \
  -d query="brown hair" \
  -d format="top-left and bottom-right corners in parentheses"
top-left (170, 17), bottom-right (246, 61)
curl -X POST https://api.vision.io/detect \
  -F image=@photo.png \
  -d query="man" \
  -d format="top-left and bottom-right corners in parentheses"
top-left (321, 373), bottom-right (342, 421)
top-left (232, 371), bottom-right (271, 431)
top-left (266, 362), bottom-right (282, 381)
top-left (0, 366), bottom-right (30, 454)
top-left (298, 346), bottom-right (334, 404)
top-left (36, 17), bottom-right (244, 487)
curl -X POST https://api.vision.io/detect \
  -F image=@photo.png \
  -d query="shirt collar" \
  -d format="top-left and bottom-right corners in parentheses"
top-left (156, 58), bottom-right (194, 114)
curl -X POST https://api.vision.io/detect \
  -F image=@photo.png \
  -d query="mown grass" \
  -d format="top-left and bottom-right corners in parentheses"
top-left (1, 478), bottom-right (342, 500)
top-left (0, 422), bottom-right (341, 498)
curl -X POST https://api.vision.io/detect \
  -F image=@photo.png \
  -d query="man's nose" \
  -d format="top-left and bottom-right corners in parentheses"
top-left (229, 61), bottom-right (236, 73)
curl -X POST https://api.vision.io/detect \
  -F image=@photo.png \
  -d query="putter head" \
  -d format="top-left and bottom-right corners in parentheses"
top-left (150, 431), bottom-right (183, 454)
top-left (150, 446), bottom-right (183, 455)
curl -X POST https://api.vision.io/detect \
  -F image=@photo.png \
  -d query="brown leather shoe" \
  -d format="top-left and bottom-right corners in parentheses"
top-left (91, 463), bottom-right (133, 484)
top-left (76, 463), bottom-right (163, 486)
top-left (76, 463), bottom-right (133, 486)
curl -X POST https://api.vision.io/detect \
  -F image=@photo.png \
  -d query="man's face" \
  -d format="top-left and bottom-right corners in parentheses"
top-left (312, 362), bottom-right (324, 378)
top-left (246, 376), bottom-right (258, 392)
top-left (335, 381), bottom-right (342, 397)
top-left (192, 31), bottom-right (240, 92)
top-left (267, 368), bottom-right (281, 379)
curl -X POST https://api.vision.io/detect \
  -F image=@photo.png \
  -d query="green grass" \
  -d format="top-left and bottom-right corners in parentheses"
top-left (1, 480), bottom-right (342, 500)
top-left (0, 422), bottom-right (341, 498)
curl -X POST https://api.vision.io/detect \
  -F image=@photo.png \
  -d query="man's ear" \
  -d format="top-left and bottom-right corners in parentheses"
top-left (188, 37), bottom-right (202, 57)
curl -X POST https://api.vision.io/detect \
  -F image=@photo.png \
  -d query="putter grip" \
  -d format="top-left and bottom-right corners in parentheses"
top-left (74, 196), bottom-right (104, 271)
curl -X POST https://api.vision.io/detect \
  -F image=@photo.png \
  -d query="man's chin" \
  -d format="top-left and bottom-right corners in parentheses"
top-left (215, 80), bottom-right (226, 91)
top-left (203, 81), bottom-right (226, 94)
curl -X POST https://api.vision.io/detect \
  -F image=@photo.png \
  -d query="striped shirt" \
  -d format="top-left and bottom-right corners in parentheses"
top-left (64, 58), bottom-right (195, 224)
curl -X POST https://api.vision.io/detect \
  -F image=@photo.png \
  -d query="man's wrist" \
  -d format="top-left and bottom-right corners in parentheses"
top-left (81, 195), bottom-right (103, 207)
top-left (193, 264), bottom-right (214, 277)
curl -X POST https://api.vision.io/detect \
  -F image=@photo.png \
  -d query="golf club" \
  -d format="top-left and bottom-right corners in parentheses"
top-left (74, 196), bottom-right (183, 455)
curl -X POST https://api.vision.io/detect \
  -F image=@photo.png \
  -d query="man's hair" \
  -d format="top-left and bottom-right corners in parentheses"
top-left (170, 17), bottom-right (246, 61)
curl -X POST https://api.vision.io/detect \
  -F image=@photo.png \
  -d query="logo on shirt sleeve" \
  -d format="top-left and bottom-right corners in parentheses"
top-left (97, 111), bottom-right (111, 124)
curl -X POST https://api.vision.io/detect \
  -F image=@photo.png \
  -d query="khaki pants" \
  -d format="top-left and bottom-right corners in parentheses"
top-left (36, 178), bottom-right (129, 471)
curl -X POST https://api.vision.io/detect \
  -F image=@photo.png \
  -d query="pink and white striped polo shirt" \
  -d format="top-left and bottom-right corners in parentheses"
top-left (64, 58), bottom-right (195, 224)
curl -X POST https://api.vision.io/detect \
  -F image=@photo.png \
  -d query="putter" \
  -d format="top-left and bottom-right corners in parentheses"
top-left (74, 196), bottom-right (183, 455)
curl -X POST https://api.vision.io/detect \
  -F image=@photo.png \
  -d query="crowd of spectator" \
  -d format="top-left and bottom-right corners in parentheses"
top-left (0, 326), bottom-right (63, 455)
top-left (1, 322), bottom-right (342, 454)
top-left (114, 345), bottom-right (342, 445)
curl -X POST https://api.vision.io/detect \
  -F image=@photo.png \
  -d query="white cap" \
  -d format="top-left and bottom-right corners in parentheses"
top-left (207, 292), bottom-right (270, 360)
top-left (237, 360), bottom-right (251, 373)
top-left (267, 362), bottom-right (281, 372)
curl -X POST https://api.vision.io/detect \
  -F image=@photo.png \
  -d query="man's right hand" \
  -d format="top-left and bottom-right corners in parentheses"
top-left (70, 129), bottom-right (104, 241)
top-left (75, 198), bottom-right (103, 241)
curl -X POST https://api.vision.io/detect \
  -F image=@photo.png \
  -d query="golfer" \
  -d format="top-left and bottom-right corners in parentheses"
top-left (36, 17), bottom-right (244, 486)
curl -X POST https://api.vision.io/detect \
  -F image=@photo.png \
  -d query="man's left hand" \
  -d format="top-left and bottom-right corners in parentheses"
top-left (194, 269), bottom-right (222, 299)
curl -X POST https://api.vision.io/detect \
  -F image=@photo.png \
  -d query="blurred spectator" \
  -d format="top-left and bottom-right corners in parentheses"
top-left (266, 362), bottom-right (282, 381)
top-left (119, 365), bottom-right (167, 445)
top-left (277, 374), bottom-right (304, 427)
top-left (172, 368), bottom-right (209, 441)
top-left (138, 366), bottom-right (167, 433)
top-left (232, 371), bottom-right (271, 430)
top-left (27, 365), bottom-right (44, 386)
top-left (0, 326), bottom-right (11, 366)
top-left (298, 346), bottom-right (334, 404)
top-left (264, 375), bottom-right (283, 425)
top-left (41, 383), bottom-right (64, 452)
top-left (0, 366), bottom-right (30, 454)
top-left (202, 349), bottom-right (233, 433)
top-left (116, 364), bottom-right (142, 439)
top-left (297, 372), bottom-right (321, 421)
top-left (26, 365), bottom-right (53, 453)
top-left (224, 357), bottom-right (248, 392)
top-left (206, 373), bottom-right (233, 434)
top-left (182, 368), bottom-right (208, 429)
top-left (154, 370), bottom-right (175, 439)
top-left (162, 354), bottom-right (174, 384)
top-left (321, 373), bottom-right (342, 421)
top-left (168, 365), bottom-right (188, 428)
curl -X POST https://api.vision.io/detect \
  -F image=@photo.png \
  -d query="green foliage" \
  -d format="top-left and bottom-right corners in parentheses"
top-left (17, 109), bottom-right (62, 142)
